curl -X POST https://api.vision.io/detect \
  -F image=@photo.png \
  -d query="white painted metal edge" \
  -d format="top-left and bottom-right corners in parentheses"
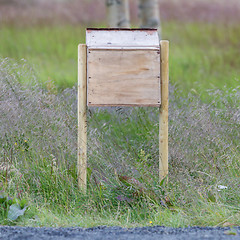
top-left (86, 29), bottom-right (159, 48)
top-left (87, 46), bottom-right (160, 50)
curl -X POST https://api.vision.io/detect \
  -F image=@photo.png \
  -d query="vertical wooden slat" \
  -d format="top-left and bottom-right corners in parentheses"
top-left (159, 40), bottom-right (169, 181)
top-left (78, 44), bottom-right (87, 192)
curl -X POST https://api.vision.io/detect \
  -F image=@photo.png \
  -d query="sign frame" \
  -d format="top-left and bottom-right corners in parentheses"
top-left (78, 29), bottom-right (169, 191)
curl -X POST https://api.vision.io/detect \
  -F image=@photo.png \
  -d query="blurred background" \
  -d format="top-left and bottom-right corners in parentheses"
top-left (1, 0), bottom-right (240, 26)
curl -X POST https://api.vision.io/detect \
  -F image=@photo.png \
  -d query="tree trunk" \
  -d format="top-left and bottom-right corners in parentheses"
top-left (139, 0), bottom-right (161, 39)
top-left (106, 0), bottom-right (130, 28)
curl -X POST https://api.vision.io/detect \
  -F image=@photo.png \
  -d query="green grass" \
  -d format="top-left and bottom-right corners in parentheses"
top-left (0, 21), bottom-right (240, 227)
top-left (164, 22), bottom-right (240, 96)
top-left (0, 22), bottom-right (239, 95)
top-left (0, 25), bottom-right (85, 88)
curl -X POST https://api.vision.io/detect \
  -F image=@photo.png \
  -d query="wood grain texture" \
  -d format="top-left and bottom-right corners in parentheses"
top-left (159, 40), bottom-right (169, 182)
top-left (78, 44), bottom-right (87, 192)
top-left (87, 49), bottom-right (160, 106)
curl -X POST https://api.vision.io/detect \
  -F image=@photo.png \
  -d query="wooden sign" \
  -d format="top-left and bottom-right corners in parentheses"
top-left (78, 28), bottom-right (169, 191)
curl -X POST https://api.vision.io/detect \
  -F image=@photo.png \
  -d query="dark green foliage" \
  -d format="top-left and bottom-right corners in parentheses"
top-left (0, 191), bottom-right (28, 222)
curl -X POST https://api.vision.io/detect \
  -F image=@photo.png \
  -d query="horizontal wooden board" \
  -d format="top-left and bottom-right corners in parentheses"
top-left (87, 49), bottom-right (160, 106)
top-left (86, 28), bottom-right (159, 49)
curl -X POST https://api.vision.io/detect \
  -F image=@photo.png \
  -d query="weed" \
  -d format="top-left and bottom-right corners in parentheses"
top-left (0, 57), bottom-right (239, 226)
top-left (0, 191), bottom-right (28, 223)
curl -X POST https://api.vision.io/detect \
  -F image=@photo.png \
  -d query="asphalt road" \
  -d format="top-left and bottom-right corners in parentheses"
top-left (0, 226), bottom-right (239, 240)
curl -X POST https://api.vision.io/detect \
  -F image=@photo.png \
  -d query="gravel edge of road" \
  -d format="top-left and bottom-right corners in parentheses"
top-left (0, 225), bottom-right (239, 240)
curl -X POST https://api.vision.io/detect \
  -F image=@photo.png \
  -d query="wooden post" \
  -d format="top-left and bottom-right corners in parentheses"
top-left (78, 44), bottom-right (87, 192)
top-left (159, 40), bottom-right (169, 182)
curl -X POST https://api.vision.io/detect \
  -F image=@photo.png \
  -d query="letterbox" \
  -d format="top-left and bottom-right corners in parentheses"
top-left (77, 29), bottom-right (169, 191)
top-left (86, 28), bottom-right (161, 107)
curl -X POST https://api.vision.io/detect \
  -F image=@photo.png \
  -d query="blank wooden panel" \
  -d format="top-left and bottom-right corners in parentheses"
top-left (87, 49), bottom-right (160, 106)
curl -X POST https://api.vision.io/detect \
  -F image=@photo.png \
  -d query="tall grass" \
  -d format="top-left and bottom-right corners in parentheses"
top-left (0, 25), bottom-right (85, 88)
top-left (0, 1), bottom-right (239, 226)
top-left (0, 58), bottom-right (239, 227)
